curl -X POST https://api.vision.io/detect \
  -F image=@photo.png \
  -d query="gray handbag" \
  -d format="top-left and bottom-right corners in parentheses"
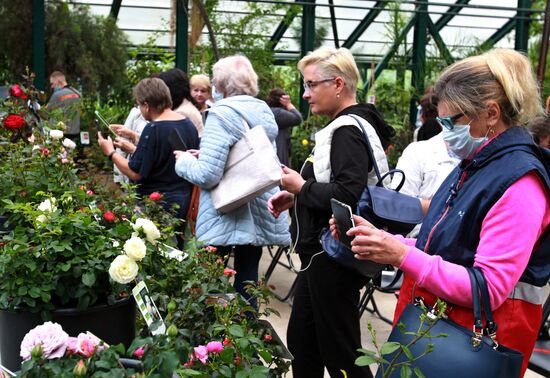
top-left (211, 119), bottom-right (282, 213)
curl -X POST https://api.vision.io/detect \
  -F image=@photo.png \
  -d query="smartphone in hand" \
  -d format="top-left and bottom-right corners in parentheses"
top-left (330, 198), bottom-right (355, 248)
top-left (168, 128), bottom-right (188, 151)
top-left (94, 110), bottom-right (117, 137)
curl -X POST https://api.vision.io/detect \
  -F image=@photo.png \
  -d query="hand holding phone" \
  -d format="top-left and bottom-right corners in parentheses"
top-left (94, 110), bottom-right (117, 137)
top-left (330, 198), bottom-right (355, 248)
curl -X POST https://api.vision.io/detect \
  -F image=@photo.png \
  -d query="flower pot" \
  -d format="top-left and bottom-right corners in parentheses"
top-left (0, 296), bottom-right (136, 372)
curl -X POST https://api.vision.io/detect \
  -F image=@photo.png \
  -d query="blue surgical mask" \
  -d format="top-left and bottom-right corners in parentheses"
top-left (211, 85), bottom-right (224, 102)
top-left (441, 123), bottom-right (487, 160)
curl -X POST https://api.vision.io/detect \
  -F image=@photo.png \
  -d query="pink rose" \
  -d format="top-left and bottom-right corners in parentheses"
top-left (133, 346), bottom-right (145, 358)
top-left (206, 341), bottom-right (223, 353)
top-left (193, 345), bottom-right (209, 364)
top-left (149, 192), bottom-right (162, 201)
top-left (223, 268), bottom-right (236, 277)
top-left (75, 333), bottom-right (98, 357)
top-left (66, 337), bottom-right (78, 355)
top-left (10, 84), bottom-right (27, 99)
top-left (20, 322), bottom-right (68, 360)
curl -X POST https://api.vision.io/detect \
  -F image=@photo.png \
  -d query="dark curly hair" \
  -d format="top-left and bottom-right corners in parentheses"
top-left (158, 68), bottom-right (199, 110)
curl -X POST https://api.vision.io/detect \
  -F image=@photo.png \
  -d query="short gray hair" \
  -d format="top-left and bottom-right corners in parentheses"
top-left (212, 55), bottom-right (259, 97)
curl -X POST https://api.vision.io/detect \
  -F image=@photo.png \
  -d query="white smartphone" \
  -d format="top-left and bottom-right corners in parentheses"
top-left (330, 198), bottom-right (355, 248)
top-left (94, 110), bottom-right (117, 137)
top-left (132, 281), bottom-right (166, 336)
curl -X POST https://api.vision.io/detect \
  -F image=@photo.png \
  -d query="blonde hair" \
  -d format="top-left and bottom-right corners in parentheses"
top-left (190, 74), bottom-right (212, 93)
top-left (297, 46), bottom-right (360, 94)
top-left (212, 55), bottom-right (258, 97)
top-left (434, 48), bottom-right (542, 126)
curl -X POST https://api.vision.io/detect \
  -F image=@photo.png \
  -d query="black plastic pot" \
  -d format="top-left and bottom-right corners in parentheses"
top-left (0, 296), bottom-right (136, 372)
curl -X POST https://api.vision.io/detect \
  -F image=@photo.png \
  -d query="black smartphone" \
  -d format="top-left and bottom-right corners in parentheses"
top-left (330, 198), bottom-right (355, 248)
top-left (169, 128), bottom-right (188, 151)
top-left (94, 110), bottom-right (117, 137)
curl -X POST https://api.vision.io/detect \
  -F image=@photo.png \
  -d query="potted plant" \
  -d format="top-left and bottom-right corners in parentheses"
top-left (0, 79), bottom-right (181, 371)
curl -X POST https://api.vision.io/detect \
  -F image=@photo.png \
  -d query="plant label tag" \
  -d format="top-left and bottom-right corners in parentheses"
top-left (132, 281), bottom-right (166, 336)
top-left (161, 243), bottom-right (188, 262)
top-left (80, 131), bottom-right (90, 145)
top-left (367, 95), bottom-right (376, 104)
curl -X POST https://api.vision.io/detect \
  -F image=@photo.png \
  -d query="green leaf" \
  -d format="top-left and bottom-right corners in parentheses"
top-left (60, 263), bottom-right (71, 272)
top-left (17, 286), bottom-right (27, 296)
top-left (355, 355), bottom-right (377, 366)
top-left (258, 348), bottom-right (272, 363)
top-left (229, 324), bottom-right (244, 337)
top-left (400, 364), bottom-right (412, 378)
top-left (82, 271), bottom-right (96, 287)
top-left (218, 365), bottom-right (232, 377)
top-left (236, 371), bottom-right (249, 378)
top-left (219, 346), bottom-right (234, 363)
top-left (28, 287), bottom-right (41, 298)
top-left (380, 341), bottom-right (401, 355)
top-left (413, 367), bottom-right (427, 378)
top-left (402, 345), bottom-right (414, 360)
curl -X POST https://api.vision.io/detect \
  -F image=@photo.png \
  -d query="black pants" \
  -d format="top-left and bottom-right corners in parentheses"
top-left (216, 245), bottom-right (263, 308)
top-left (287, 252), bottom-right (373, 378)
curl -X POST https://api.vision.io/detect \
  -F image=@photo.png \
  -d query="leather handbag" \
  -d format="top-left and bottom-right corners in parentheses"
top-left (376, 267), bottom-right (523, 378)
top-left (211, 119), bottom-right (282, 214)
top-left (348, 115), bottom-right (423, 235)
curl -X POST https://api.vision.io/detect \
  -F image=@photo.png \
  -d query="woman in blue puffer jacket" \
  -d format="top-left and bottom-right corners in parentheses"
top-left (174, 55), bottom-right (290, 306)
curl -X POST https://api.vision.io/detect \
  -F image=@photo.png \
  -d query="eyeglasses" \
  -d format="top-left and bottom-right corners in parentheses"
top-left (303, 77), bottom-right (336, 92)
top-left (436, 112), bottom-right (465, 130)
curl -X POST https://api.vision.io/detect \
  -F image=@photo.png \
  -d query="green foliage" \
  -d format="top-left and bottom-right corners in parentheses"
top-left (127, 32), bottom-right (176, 87)
top-left (356, 299), bottom-right (448, 377)
top-left (0, 2), bottom-right (129, 96)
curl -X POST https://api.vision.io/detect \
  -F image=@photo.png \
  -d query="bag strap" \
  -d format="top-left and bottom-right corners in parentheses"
top-left (347, 114), bottom-right (383, 183)
top-left (466, 268), bottom-right (484, 333)
top-left (211, 104), bottom-right (251, 138)
top-left (472, 267), bottom-right (498, 337)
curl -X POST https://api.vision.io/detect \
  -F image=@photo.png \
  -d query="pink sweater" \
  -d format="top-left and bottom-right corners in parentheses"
top-left (398, 171), bottom-right (549, 309)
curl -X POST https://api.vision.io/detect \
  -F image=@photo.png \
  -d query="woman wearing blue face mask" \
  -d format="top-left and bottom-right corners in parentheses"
top-left (330, 48), bottom-right (550, 377)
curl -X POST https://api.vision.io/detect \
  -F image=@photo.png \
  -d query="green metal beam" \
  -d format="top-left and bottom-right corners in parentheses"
top-left (411, 0), bottom-right (428, 126)
top-left (478, 18), bottom-right (515, 51)
top-left (366, 16), bottom-right (415, 93)
top-left (175, 0), bottom-right (189, 71)
top-left (434, 0), bottom-right (470, 31)
top-left (342, 0), bottom-right (386, 49)
top-left (427, 17), bottom-right (454, 65)
top-left (515, 0), bottom-right (531, 52)
top-left (270, 1), bottom-right (300, 50)
top-left (328, 0), bottom-right (339, 47)
top-left (32, 0), bottom-right (45, 90)
top-left (299, 0), bottom-right (316, 117)
top-left (110, 0), bottom-right (122, 19)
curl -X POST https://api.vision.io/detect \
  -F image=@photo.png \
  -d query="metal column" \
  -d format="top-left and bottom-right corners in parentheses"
top-left (299, 0), bottom-right (316, 117)
top-left (32, 0), bottom-right (45, 90)
top-left (410, 0), bottom-right (428, 126)
top-left (175, 0), bottom-right (189, 71)
top-left (515, 0), bottom-right (532, 52)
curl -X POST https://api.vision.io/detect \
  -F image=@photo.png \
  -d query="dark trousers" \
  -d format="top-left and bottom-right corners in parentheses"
top-left (287, 252), bottom-right (373, 378)
top-left (216, 245), bottom-right (263, 308)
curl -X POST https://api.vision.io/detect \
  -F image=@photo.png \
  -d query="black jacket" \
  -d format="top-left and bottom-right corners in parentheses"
top-left (291, 104), bottom-right (394, 254)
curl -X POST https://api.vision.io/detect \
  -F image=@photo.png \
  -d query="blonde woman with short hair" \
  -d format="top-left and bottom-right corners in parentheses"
top-left (268, 46), bottom-right (394, 377)
top-left (336, 48), bottom-right (550, 377)
top-left (190, 74), bottom-right (212, 115)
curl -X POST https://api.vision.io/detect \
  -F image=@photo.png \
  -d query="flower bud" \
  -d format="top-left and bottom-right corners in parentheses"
top-left (167, 324), bottom-right (178, 337)
top-left (167, 300), bottom-right (177, 312)
top-left (149, 192), bottom-right (162, 201)
top-left (73, 360), bottom-right (87, 377)
top-left (31, 344), bottom-right (43, 359)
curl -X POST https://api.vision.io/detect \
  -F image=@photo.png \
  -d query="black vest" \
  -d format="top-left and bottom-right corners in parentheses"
top-left (415, 126), bottom-right (550, 287)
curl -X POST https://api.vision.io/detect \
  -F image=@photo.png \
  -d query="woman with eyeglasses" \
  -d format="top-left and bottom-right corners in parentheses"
top-left (331, 48), bottom-right (550, 376)
top-left (268, 46), bottom-right (394, 377)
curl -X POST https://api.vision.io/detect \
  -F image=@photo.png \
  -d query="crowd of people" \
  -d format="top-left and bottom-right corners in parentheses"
top-left (46, 45), bottom-right (549, 378)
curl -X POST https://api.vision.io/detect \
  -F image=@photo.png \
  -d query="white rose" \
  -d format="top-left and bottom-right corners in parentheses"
top-left (36, 214), bottom-right (47, 224)
top-left (112, 240), bottom-right (120, 248)
top-left (124, 236), bottom-right (146, 261)
top-left (62, 138), bottom-right (76, 150)
top-left (49, 130), bottom-right (64, 140)
top-left (37, 198), bottom-right (57, 213)
top-left (133, 218), bottom-right (160, 242)
top-left (109, 255), bottom-right (139, 284)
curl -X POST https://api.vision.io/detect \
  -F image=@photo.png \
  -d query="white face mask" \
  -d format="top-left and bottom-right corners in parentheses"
top-left (441, 123), bottom-right (488, 160)
top-left (211, 85), bottom-right (224, 102)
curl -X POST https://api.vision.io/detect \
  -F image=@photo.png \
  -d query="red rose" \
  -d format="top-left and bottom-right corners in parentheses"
top-left (41, 147), bottom-right (50, 156)
top-left (103, 211), bottom-right (116, 221)
top-left (3, 114), bottom-right (26, 130)
top-left (205, 246), bottom-right (218, 253)
top-left (149, 192), bottom-right (162, 201)
top-left (264, 334), bottom-right (272, 342)
top-left (10, 84), bottom-right (27, 99)
top-left (223, 337), bottom-right (231, 346)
